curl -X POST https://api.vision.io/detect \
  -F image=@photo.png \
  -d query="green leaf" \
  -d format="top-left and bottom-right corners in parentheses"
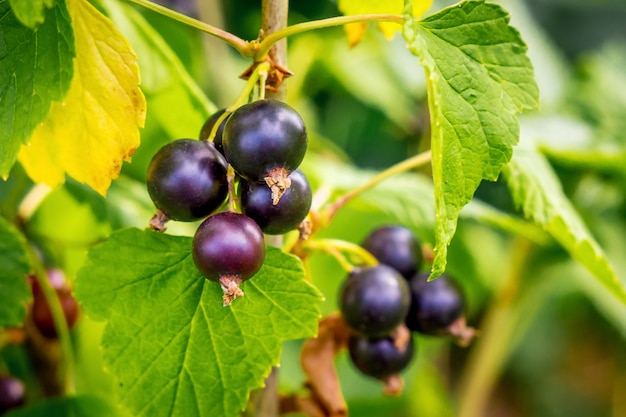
top-left (4, 394), bottom-right (126, 417)
top-left (9, 0), bottom-right (55, 28)
top-left (402, 0), bottom-right (539, 278)
top-left (504, 144), bottom-right (626, 304)
top-left (75, 228), bottom-right (322, 417)
top-left (0, 216), bottom-right (31, 327)
top-left (0, 0), bottom-right (75, 177)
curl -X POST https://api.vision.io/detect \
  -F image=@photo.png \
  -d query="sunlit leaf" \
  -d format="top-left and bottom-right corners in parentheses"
top-left (0, 0), bottom-right (74, 177)
top-left (403, 0), bottom-right (539, 278)
top-left (18, 0), bottom-right (146, 196)
top-left (0, 216), bottom-right (31, 327)
top-left (338, 0), bottom-right (432, 45)
top-left (75, 228), bottom-right (322, 417)
top-left (504, 143), bottom-right (626, 304)
top-left (8, 0), bottom-right (55, 28)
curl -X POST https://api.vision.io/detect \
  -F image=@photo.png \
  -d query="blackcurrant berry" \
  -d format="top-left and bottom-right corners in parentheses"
top-left (30, 269), bottom-right (80, 339)
top-left (0, 376), bottom-right (25, 413)
top-left (362, 226), bottom-right (423, 280)
top-left (199, 109), bottom-right (229, 155)
top-left (147, 139), bottom-right (228, 225)
top-left (192, 212), bottom-right (266, 305)
top-left (339, 265), bottom-right (410, 337)
top-left (223, 100), bottom-right (307, 202)
top-left (239, 169), bottom-right (312, 235)
top-left (348, 333), bottom-right (415, 379)
top-left (405, 273), bottom-right (464, 335)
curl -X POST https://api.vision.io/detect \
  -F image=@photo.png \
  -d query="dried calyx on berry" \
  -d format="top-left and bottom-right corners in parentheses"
top-left (192, 212), bottom-right (266, 306)
top-left (347, 327), bottom-right (415, 395)
top-left (239, 169), bottom-right (312, 235)
top-left (223, 100), bottom-right (307, 204)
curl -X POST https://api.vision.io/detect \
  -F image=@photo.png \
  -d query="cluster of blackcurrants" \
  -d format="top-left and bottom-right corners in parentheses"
top-left (146, 100), bottom-right (312, 305)
top-left (339, 226), bottom-right (473, 383)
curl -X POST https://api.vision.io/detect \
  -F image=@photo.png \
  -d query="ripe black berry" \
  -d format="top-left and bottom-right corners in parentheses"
top-left (405, 273), bottom-right (464, 335)
top-left (339, 265), bottom-right (410, 337)
top-left (199, 109), bottom-right (229, 155)
top-left (223, 100), bottom-right (307, 202)
top-left (30, 269), bottom-right (80, 339)
top-left (239, 169), bottom-right (312, 235)
top-left (0, 376), bottom-right (25, 413)
top-left (192, 212), bottom-right (266, 305)
top-left (362, 226), bottom-right (423, 280)
top-left (348, 333), bottom-right (415, 379)
top-left (147, 139), bottom-right (228, 225)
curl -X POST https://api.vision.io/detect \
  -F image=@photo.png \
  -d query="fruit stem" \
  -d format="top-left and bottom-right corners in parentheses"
top-left (323, 150), bottom-right (432, 225)
top-left (255, 14), bottom-right (403, 60)
top-left (26, 250), bottom-right (76, 395)
top-left (230, 61), bottom-right (271, 111)
top-left (456, 238), bottom-right (549, 417)
top-left (226, 166), bottom-right (237, 212)
top-left (304, 238), bottom-right (378, 271)
top-left (124, 0), bottom-right (251, 56)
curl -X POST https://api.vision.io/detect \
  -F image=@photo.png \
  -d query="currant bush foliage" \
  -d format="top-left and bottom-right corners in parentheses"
top-left (75, 228), bottom-right (322, 417)
top-left (403, 0), bottom-right (539, 277)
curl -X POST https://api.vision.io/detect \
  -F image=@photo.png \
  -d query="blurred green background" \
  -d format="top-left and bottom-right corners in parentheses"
top-left (2, 0), bottom-right (626, 416)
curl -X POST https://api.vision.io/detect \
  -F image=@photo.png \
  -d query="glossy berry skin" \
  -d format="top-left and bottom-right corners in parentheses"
top-left (348, 333), bottom-right (415, 379)
top-left (0, 376), bottom-right (25, 413)
top-left (239, 169), bottom-right (312, 234)
top-left (147, 139), bottom-right (228, 221)
top-left (362, 226), bottom-right (423, 280)
top-left (223, 100), bottom-right (307, 180)
top-left (339, 265), bottom-right (410, 337)
top-left (405, 273), bottom-right (464, 335)
top-left (192, 212), bottom-right (266, 282)
top-left (199, 109), bottom-right (229, 155)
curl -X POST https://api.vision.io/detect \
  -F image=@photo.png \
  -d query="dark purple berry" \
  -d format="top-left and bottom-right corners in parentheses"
top-left (362, 226), bottom-right (423, 280)
top-left (223, 100), bottom-right (307, 181)
top-left (348, 333), bottom-right (415, 379)
top-left (0, 376), bottom-right (25, 413)
top-left (199, 109), bottom-right (229, 155)
top-left (339, 265), bottom-right (410, 337)
top-left (239, 169), bottom-right (312, 235)
top-left (147, 139), bottom-right (228, 222)
top-left (192, 212), bottom-right (266, 305)
top-left (405, 273), bottom-right (465, 335)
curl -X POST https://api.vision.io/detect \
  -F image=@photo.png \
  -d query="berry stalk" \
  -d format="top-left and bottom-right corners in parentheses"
top-left (322, 150), bottom-right (432, 225)
top-left (26, 250), bottom-right (75, 395)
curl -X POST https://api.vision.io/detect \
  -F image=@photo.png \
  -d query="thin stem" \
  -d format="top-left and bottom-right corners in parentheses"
top-left (256, 14), bottom-right (403, 59)
top-left (27, 251), bottom-right (75, 394)
top-left (124, 0), bottom-right (251, 56)
top-left (324, 150), bottom-right (432, 224)
top-left (456, 239), bottom-right (533, 417)
top-left (229, 62), bottom-right (271, 111)
top-left (304, 238), bottom-right (378, 270)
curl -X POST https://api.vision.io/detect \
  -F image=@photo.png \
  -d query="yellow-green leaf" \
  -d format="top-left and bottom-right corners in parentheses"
top-left (18, 0), bottom-right (146, 196)
top-left (338, 0), bottom-right (432, 45)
